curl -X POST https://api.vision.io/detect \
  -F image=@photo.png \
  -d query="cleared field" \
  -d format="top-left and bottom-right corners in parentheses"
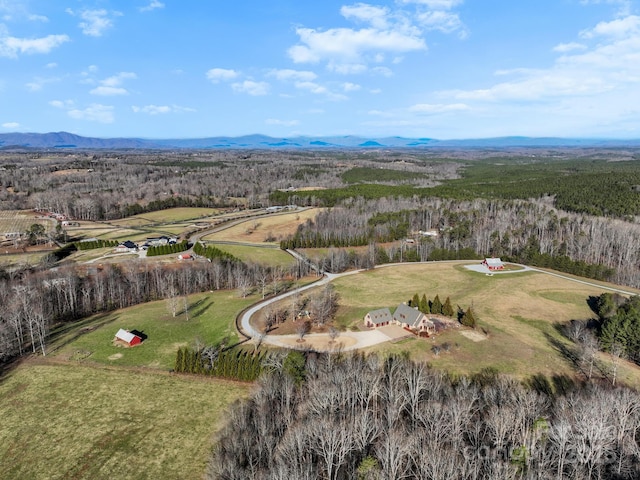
top-left (50, 291), bottom-right (255, 370)
top-left (0, 211), bottom-right (53, 236)
top-left (332, 262), bottom-right (640, 386)
top-left (0, 362), bottom-right (249, 480)
top-left (210, 244), bottom-right (297, 267)
top-left (202, 208), bottom-right (321, 244)
top-left (110, 208), bottom-right (218, 227)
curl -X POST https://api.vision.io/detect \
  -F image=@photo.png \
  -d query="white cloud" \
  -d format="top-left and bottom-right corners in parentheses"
top-left (206, 68), bottom-right (239, 83)
top-left (417, 10), bottom-right (465, 36)
top-left (231, 80), bottom-right (269, 96)
top-left (342, 82), bottom-right (361, 92)
top-left (67, 9), bottom-right (121, 37)
top-left (447, 13), bottom-right (640, 106)
top-left (340, 3), bottom-right (390, 29)
top-left (553, 42), bottom-right (587, 53)
top-left (409, 102), bottom-right (470, 113)
top-left (49, 99), bottom-right (75, 109)
top-left (327, 62), bottom-right (368, 75)
top-left (0, 34), bottom-right (69, 58)
top-left (67, 104), bottom-right (115, 123)
top-left (580, 15), bottom-right (640, 38)
top-left (28, 14), bottom-right (48, 22)
top-left (132, 104), bottom-right (195, 114)
top-left (268, 69), bottom-right (317, 82)
top-left (139, 1), bottom-right (165, 13)
top-left (265, 118), bottom-right (299, 126)
top-left (399, 0), bottom-right (463, 9)
top-left (90, 72), bottom-right (136, 96)
top-left (45, 62), bottom-right (57, 69)
top-left (90, 86), bottom-right (128, 96)
top-left (25, 76), bottom-right (59, 91)
top-left (289, 27), bottom-right (425, 64)
top-left (2, 122), bottom-right (20, 128)
top-left (294, 81), bottom-right (348, 101)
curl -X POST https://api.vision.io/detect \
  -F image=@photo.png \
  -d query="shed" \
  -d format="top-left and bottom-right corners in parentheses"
top-left (114, 328), bottom-right (142, 347)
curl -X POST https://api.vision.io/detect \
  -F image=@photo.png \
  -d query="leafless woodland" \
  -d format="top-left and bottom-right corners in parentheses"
top-left (209, 352), bottom-right (640, 480)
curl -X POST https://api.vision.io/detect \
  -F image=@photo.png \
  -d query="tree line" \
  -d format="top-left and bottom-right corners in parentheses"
top-left (208, 352), bottom-right (640, 480)
top-left (0, 256), bottom-right (314, 362)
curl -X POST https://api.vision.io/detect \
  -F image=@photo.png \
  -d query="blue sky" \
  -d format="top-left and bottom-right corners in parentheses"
top-left (1, 0), bottom-right (640, 139)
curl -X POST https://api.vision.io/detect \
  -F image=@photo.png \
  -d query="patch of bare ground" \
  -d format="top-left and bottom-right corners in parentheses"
top-left (460, 330), bottom-right (487, 342)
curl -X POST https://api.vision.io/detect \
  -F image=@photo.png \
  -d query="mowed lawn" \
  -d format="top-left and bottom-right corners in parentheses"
top-left (0, 362), bottom-right (249, 480)
top-left (51, 291), bottom-right (256, 370)
top-left (332, 262), bottom-right (640, 385)
top-left (202, 208), bottom-right (321, 244)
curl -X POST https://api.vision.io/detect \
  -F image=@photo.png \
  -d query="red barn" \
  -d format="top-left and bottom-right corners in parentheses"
top-left (114, 328), bottom-right (142, 347)
top-left (482, 257), bottom-right (505, 270)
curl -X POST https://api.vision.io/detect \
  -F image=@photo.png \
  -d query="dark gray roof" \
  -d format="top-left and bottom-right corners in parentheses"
top-left (366, 307), bottom-right (392, 325)
top-left (393, 303), bottom-right (424, 327)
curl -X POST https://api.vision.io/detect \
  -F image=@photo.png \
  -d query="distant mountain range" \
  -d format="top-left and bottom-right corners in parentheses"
top-left (1, 131), bottom-right (640, 149)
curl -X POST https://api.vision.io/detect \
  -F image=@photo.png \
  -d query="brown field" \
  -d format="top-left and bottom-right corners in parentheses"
top-left (202, 208), bottom-right (321, 244)
top-left (320, 262), bottom-right (640, 386)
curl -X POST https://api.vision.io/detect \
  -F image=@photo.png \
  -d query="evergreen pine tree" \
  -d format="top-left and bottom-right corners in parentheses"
top-left (432, 295), bottom-right (443, 315)
top-left (420, 294), bottom-right (429, 314)
top-left (443, 297), bottom-right (455, 317)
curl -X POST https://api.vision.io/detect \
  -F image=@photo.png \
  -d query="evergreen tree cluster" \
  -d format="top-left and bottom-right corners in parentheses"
top-left (193, 242), bottom-right (239, 262)
top-left (174, 346), bottom-right (265, 381)
top-left (597, 294), bottom-right (640, 365)
top-left (510, 238), bottom-right (615, 281)
top-left (408, 293), bottom-right (455, 317)
top-left (146, 240), bottom-right (189, 257)
top-left (74, 239), bottom-right (118, 250)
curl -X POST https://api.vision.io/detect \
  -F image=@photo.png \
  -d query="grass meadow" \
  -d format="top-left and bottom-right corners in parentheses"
top-left (202, 208), bottom-right (320, 244)
top-left (331, 261), bottom-right (640, 386)
top-left (50, 290), bottom-right (256, 370)
top-left (209, 244), bottom-right (297, 267)
top-left (0, 362), bottom-right (249, 480)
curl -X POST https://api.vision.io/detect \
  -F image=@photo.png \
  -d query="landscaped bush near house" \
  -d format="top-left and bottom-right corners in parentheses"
top-left (146, 240), bottom-right (189, 256)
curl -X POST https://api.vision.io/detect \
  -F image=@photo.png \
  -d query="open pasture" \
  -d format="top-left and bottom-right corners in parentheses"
top-left (50, 290), bottom-right (256, 370)
top-left (202, 208), bottom-right (320, 244)
top-left (331, 262), bottom-right (640, 385)
top-left (109, 207), bottom-right (218, 227)
top-left (0, 362), bottom-right (249, 480)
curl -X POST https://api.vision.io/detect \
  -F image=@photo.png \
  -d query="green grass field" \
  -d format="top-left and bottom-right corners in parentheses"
top-left (332, 262), bottom-right (640, 386)
top-left (209, 243), bottom-right (297, 267)
top-left (0, 362), bottom-right (249, 480)
top-left (50, 291), bottom-right (256, 370)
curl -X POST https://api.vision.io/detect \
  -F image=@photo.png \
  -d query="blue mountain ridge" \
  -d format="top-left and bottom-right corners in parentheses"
top-left (1, 131), bottom-right (640, 149)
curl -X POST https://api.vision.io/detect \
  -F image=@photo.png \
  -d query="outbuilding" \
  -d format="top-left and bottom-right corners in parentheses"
top-left (482, 257), bottom-right (505, 270)
top-left (364, 308), bottom-right (393, 328)
top-left (114, 328), bottom-right (142, 347)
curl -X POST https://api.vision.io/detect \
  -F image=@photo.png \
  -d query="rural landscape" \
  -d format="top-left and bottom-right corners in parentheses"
top-left (2, 142), bottom-right (640, 479)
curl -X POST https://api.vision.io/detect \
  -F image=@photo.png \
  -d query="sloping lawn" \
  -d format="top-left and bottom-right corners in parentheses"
top-left (50, 291), bottom-right (255, 370)
top-left (0, 362), bottom-right (249, 480)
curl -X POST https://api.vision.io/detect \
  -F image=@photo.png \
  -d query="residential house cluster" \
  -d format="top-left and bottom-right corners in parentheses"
top-left (364, 303), bottom-right (435, 336)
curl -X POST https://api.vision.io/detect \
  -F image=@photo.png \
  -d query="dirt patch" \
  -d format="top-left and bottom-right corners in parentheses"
top-left (277, 335), bottom-right (357, 351)
top-left (460, 330), bottom-right (487, 342)
top-left (108, 353), bottom-right (123, 360)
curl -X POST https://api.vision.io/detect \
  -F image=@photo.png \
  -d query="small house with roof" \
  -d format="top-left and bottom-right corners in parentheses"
top-left (364, 308), bottom-right (393, 328)
top-left (114, 240), bottom-right (138, 253)
top-left (114, 328), bottom-right (142, 347)
top-left (482, 257), bottom-right (505, 270)
top-left (393, 303), bottom-right (435, 334)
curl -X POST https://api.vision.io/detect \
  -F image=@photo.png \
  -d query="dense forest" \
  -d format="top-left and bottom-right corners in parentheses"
top-left (209, 352), bottom-right (640, 480)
